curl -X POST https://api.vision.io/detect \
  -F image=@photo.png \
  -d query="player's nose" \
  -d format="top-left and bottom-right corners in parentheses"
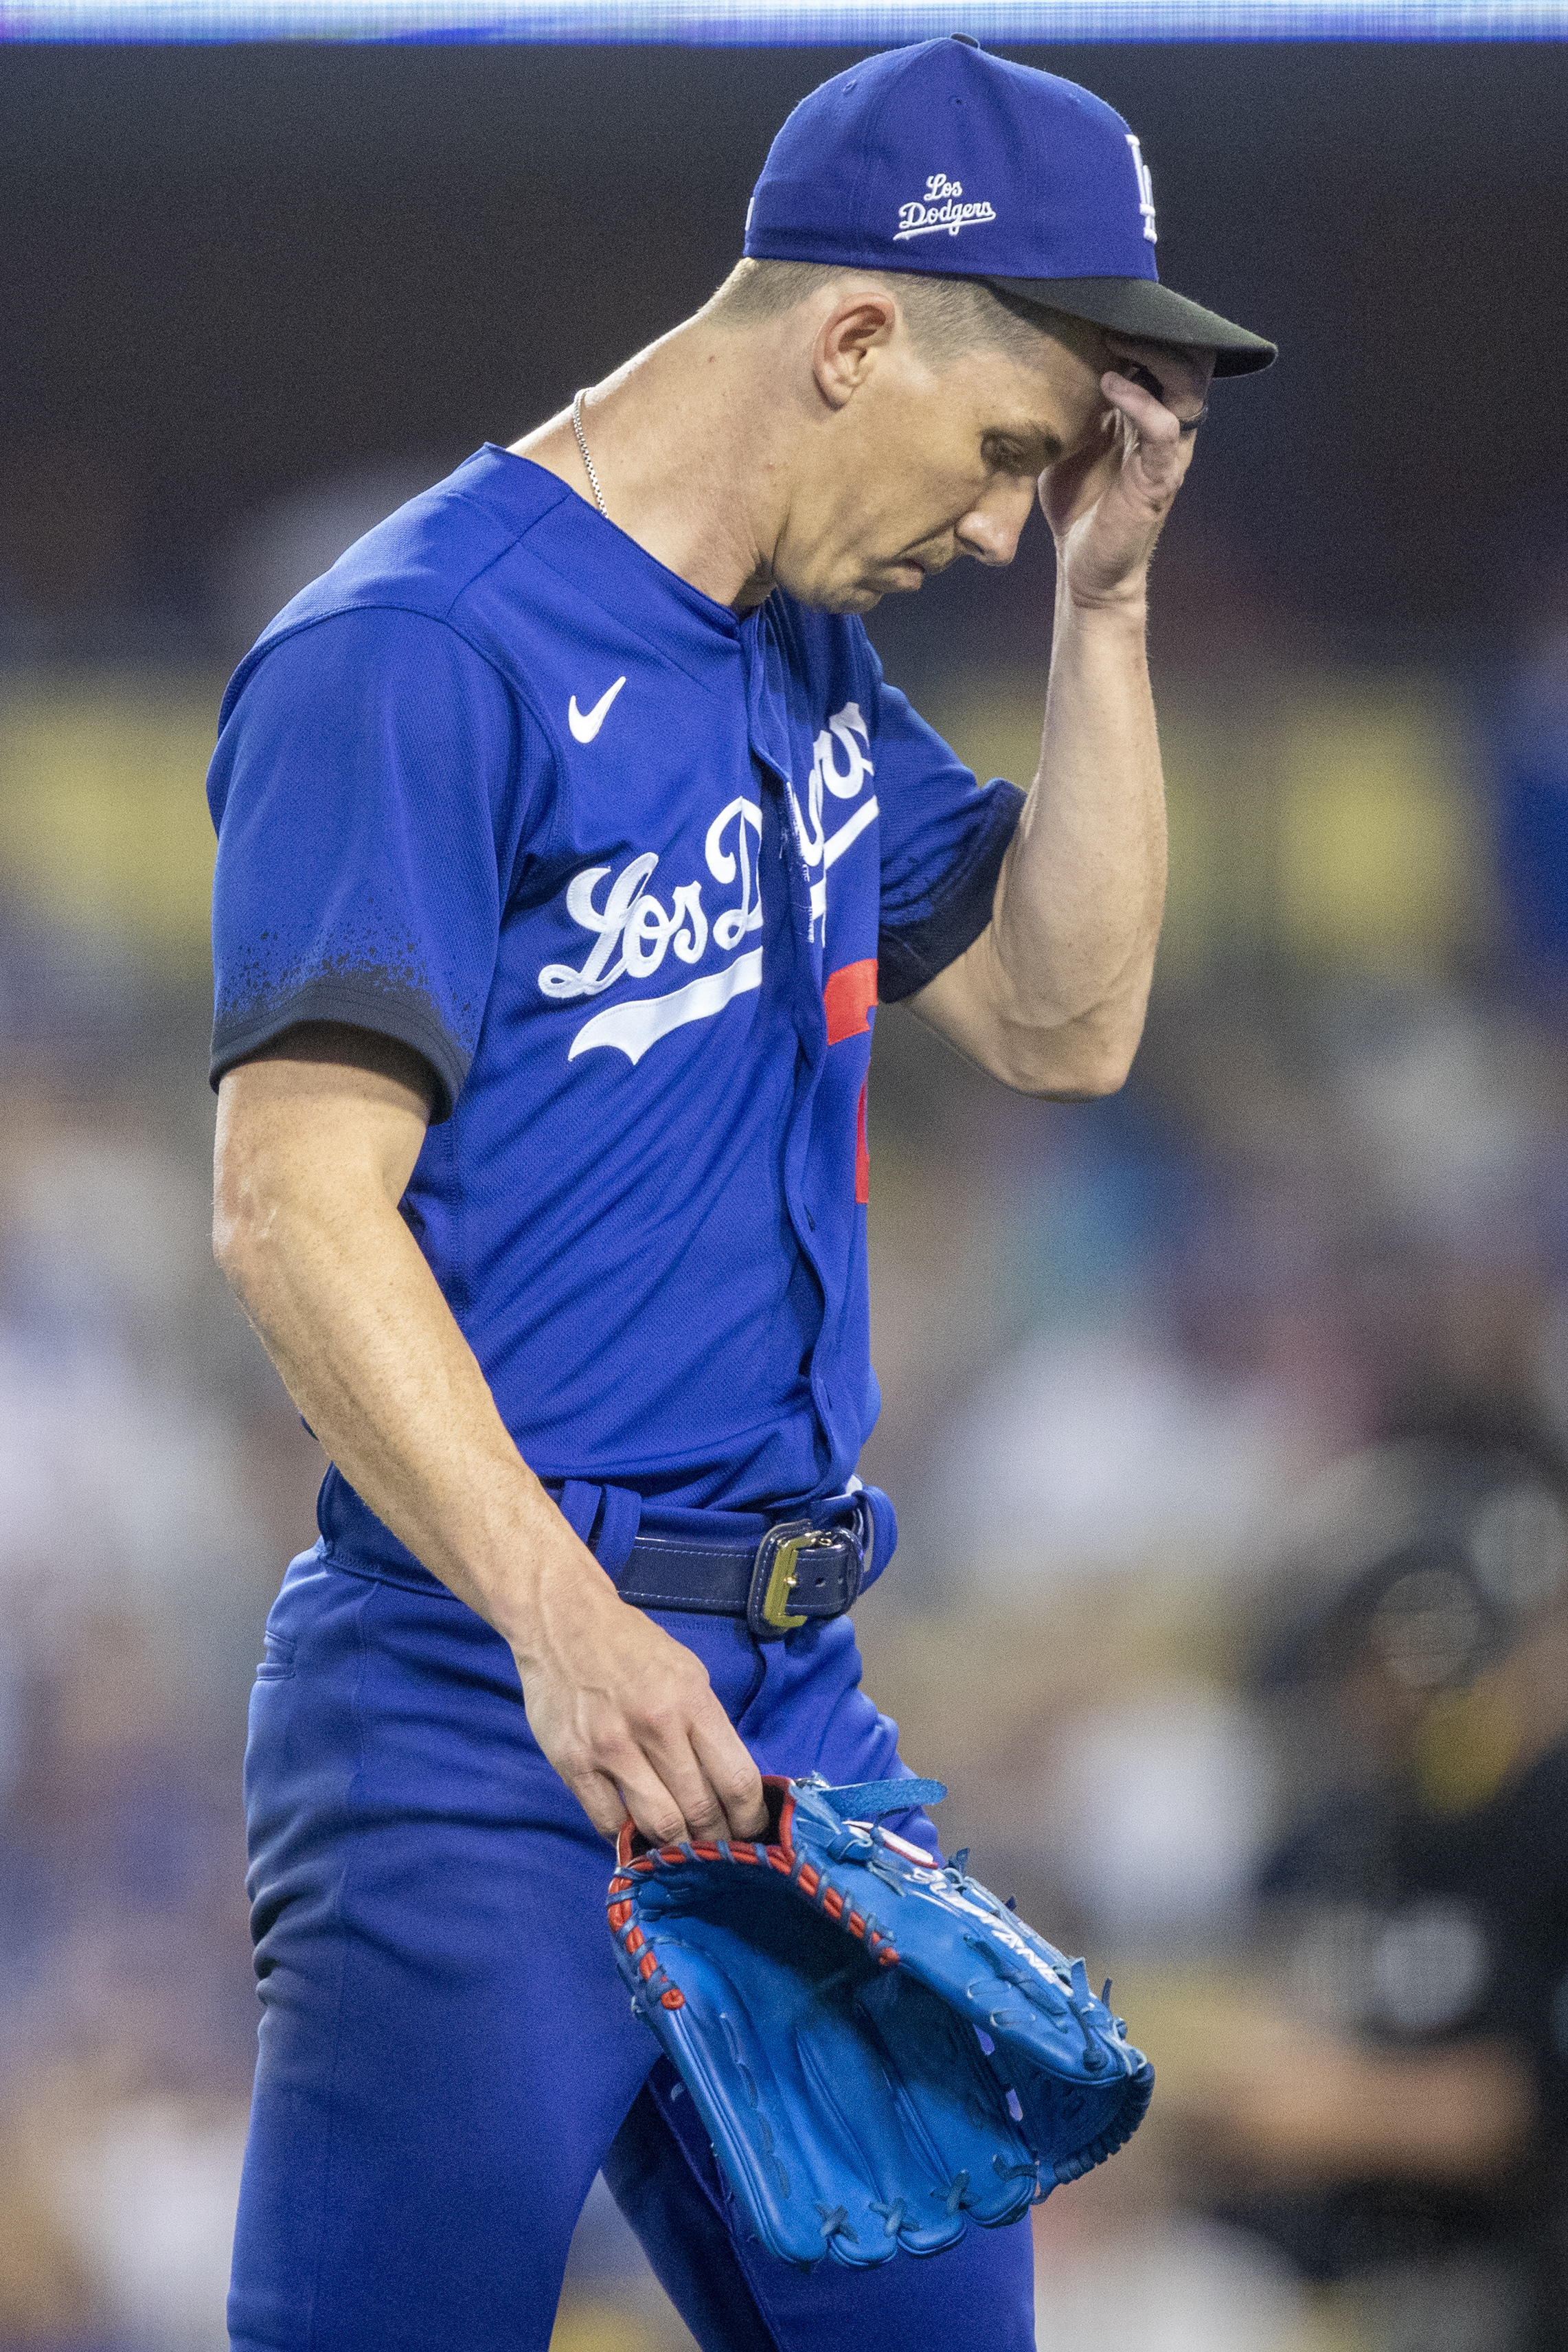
top-left (955, 481), bottom-right (1033, 569)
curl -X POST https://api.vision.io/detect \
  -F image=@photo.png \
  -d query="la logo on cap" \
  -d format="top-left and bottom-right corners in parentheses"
top-left (1125, 135), bottom-right (1158, 245)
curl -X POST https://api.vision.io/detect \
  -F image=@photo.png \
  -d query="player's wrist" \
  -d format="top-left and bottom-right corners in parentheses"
top-left (1060, 576), bottom-right (1150, 624)
top-left (454, 1476), bottom-right (621, 1658)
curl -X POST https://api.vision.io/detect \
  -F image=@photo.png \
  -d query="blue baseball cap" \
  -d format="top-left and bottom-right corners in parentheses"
top-left (745, 37), bottom-right (1275, 378)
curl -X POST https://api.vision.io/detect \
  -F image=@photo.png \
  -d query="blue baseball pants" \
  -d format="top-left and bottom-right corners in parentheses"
top-left (227, 1549), bottom-right (1037, 2351)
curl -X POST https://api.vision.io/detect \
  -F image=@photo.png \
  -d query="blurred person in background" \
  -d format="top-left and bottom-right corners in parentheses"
top-left (1163, 1412), bottom-right (1568, 2352)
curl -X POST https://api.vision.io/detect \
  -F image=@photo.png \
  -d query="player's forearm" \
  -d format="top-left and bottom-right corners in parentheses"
top-left (913, 585), bottom-right (1165, 1096)
top-left (215, 1060), bottom-right (766, 1845)
top-left (214, 1127), bottom-right (599, 1643)
top-left (1005, 579), bottom-right (1167, 1072)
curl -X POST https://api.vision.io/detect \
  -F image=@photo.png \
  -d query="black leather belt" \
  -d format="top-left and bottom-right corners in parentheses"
top-left (615, 1507), bottom-right (868, 1642)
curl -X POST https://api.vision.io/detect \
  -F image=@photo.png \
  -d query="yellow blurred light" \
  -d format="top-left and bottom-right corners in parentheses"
top-left (0, 664), bottom-right (1490, 986)
top-left (924, 666), bottom-right (1488, 982)
top-left (0, 674), bottom-right (223, 969)
top-left (1275, 685), bottom-right (1483, 972)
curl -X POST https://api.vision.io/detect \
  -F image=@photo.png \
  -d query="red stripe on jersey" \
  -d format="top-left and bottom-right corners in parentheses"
top-left (823, 958), bottom-right (877, 1045)
top-left (855, 1076), bottom-right (870, 1205)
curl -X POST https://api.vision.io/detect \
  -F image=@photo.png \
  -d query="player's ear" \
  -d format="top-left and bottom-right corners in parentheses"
top-left (811, 290), bottom-right (898, 411)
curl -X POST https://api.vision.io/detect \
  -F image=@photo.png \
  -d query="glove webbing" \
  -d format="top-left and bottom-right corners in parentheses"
top-left (807, 1776), bottom-right (947, 1822)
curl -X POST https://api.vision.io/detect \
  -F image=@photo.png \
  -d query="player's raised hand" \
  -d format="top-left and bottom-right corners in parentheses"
top-left (1040, 336), bottom-right (1216, 611)
top-left (514, 1549), bottom-right (769, 1848)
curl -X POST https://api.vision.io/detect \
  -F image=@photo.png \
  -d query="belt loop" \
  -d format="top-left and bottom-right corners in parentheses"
top-left (595, 1484), bottom-right (643, 1581)
top-left (558, 1480), bottom-right (602, 1547)
top-left (854, 1484), bottom-right (898, 1592)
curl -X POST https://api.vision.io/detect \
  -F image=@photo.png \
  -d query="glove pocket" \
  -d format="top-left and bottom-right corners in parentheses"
top-left (619, 1865), bottom-right (1038, 2270)
top-left (638, 1927), bottom-right (920, 2271)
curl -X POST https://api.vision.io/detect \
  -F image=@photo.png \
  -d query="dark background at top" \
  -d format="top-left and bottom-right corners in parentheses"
top-left (3, 38), bottom-right (1566, 672)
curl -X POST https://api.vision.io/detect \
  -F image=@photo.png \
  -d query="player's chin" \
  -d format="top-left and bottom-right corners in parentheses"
top-left (813, 582), bottom-right (887, 615)
top-left (839, 565), bottom-right (930, 613)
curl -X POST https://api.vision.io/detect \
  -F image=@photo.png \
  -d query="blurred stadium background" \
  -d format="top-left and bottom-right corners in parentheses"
top-left (5, 30), bottom-right (1568, 2352)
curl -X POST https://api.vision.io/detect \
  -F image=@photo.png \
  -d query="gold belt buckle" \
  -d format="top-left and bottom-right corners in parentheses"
top-left (749, 1519), bottom-right (843, 1640)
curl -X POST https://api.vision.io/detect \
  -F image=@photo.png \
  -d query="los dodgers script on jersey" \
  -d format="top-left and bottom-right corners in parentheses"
top-left (208, 446), bottom-right (1022, 1557)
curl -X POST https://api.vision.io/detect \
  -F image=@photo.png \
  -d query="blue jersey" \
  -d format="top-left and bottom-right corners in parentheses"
top-left (208, 445), bottom-right (1021, 1568)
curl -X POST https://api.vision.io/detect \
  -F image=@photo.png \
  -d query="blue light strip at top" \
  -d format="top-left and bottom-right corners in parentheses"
top-left (4, 0), bottom-right (1568, 36)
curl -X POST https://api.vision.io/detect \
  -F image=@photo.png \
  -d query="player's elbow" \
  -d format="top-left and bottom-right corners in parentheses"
top-left (990, 1017), bottom-right (1140, 1100)
top-left (1034, 1048), bottom-right (1136, 1101)
top-left (1012, 1054), bottom-right (1135, 1102)
top-left (211, 1083), bottom-right (302, 1312)
top-left (953, 940), bottom-right (1152, 1098)
top-left (212, 1128), bottom-right (275, 1307)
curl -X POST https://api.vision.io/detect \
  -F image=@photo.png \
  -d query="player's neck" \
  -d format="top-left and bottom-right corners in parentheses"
top-left (511, 315), bottom-right (796, 615)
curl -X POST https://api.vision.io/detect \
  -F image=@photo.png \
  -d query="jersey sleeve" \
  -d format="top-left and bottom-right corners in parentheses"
top-left (207, 607), bottom-right (533, 1121)
top-left (871, 667), bottom-right (1026, 1004)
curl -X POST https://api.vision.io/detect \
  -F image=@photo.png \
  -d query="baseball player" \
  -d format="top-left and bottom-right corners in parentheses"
top-left (208, 38), bottom-right (1272, 2352)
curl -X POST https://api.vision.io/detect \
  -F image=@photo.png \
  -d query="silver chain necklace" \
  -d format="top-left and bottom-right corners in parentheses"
top-left (571, 389), bottom-right (608, 519)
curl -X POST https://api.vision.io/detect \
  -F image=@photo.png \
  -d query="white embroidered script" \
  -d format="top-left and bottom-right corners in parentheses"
top-left (540, 701), bottom-right (880, 1066)
top-left (538, 798), bottom-right (764, 1063)
top-left (788, 702), bottom-right (878, 939)
top-left (894, 172), bottom-right (997, 243)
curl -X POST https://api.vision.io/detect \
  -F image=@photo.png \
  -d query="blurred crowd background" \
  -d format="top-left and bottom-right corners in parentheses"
top-left (5, 32), bottom-right (1568, 2352)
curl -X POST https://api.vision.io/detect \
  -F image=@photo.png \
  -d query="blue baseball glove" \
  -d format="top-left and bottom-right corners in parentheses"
top-left (607, 1772), bottom-right (1153, 2270)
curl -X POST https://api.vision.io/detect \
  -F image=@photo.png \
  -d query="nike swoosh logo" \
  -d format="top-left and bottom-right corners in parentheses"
top-left (568, 675), bottom-right (627, 744)
top-left (567, 949), bottom-right (763, 1065)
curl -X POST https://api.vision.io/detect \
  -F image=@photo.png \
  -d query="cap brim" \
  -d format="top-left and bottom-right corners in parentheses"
top-left (986, 275), bottom-right (1276, 377)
